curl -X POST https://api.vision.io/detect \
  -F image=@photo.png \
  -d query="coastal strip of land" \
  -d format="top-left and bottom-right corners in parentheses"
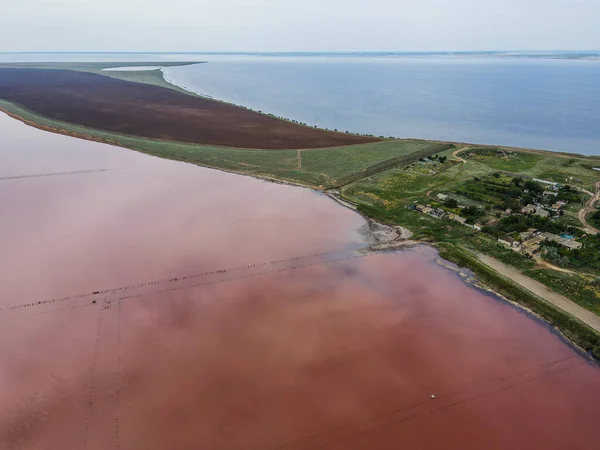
top-left (0, 62), bottom-right (599, 359)
top-left (0, 67), bottom-right (378, 150)
top-left (436, 244), bottom-right (600, 359)
top-left (476, 253), bottom-right (600, 333)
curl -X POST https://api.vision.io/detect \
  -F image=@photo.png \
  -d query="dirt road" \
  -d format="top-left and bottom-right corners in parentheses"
top-left (476, 253), bottom-right (600, 334)
top-left (533, 257), bottom-right (576, 274)
top-left (578, 182), bottom-right (600, 234)
top-left (425, 147), bottom-right (468, 198)
top-left (452, 147), bottom-right (468, 163)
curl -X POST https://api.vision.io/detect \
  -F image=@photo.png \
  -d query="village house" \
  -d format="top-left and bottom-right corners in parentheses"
top-left (541, 232), bottom-right (583, 250)
top-left (448, 213), bottom-right (467, 224)
top-left (522, 235), bottom-right (547, 255)
top-left (436, 193), bottom-right (448, 201)
top-left (498, 235), bottom-right (524, 251)
top-left (498, 238), bottom-right (511, 247)
top-left (412, 204), bottom-right (446, 219)
top-left (519, 228), bottom-right (538, 241)
top-left (543, 190), bottom-right (558, 197)
top-left (521, 204), bottom-right (537, 214)
top-left (428, 208), bottom-right (446, 219)
top-left (522, 204), bottom-right (550, 218)
top-left (562, 240), bottom-right (583, 250)
top-left (533, 178), bottom-right (559, 188)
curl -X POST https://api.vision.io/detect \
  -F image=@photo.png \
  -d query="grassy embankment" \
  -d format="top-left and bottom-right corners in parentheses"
top-left (0, 98), bottom-right (448, 188)
top-left (437, 244), bottom-right (600, 359)
top-left (2, 64), bottom-right (600, 357)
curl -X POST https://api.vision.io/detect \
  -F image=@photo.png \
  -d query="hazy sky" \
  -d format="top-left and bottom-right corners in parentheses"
top-left (2, 0), bottom-right (599, 52)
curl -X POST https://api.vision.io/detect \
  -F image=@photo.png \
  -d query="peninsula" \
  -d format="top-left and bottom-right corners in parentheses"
top-left (1, 62), bottom-right (599, 359)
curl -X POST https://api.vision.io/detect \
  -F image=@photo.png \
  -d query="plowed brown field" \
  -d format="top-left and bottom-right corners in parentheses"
top-left (0, 68), bottom-right (379, 149)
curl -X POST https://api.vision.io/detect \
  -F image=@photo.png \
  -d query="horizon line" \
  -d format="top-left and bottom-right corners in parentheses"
top-left (1, 50), bottom-right (600, 55)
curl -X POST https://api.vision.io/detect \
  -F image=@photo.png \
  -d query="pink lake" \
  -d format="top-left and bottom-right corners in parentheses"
top-left (0, 112), bottom-right (598, 450)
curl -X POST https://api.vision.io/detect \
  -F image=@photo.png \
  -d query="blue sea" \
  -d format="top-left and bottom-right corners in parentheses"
top-left (2, 52), bottom-right (600, 154)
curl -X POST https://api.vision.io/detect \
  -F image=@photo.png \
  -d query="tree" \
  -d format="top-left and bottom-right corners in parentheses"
top-left (524, 180), bottom-right (543, 194)
top-left (591, 211), bottom-right (600, 227)
top-left (462, 206), bottom-right (485, 224)
top-left (521, 194), bottom-right (534, 206)
top-left (439, 156), bottom-right (447, 163)
top-left (512, 177), bottom-right (523, 187)
top-left (542, 245), bottom-right (570, 268)
top-left (444, 198), bottom-right (458, 208)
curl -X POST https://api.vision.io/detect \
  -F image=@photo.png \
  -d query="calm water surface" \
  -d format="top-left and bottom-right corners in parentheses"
top-left (1, 53), bottom-right (598, 154)
top-left (0, 112), bottom-right (599, 449)
top-left (163, 56), bottom-right (600, 155)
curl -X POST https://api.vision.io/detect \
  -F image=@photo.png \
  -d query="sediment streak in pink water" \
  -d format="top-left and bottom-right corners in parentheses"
top-left (0, 112), bottom-right (599, 449)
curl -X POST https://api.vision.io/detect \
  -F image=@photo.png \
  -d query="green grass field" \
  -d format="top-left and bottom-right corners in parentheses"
top-left (345, 146), bottom-right (600, 209)
top-left (458, 147), bottom-right (600, 190)
top-left (0, 99), bottom-right (449, 188)
top-left (342, 154), bottom-right (489, 208)
top-left (458, 147), bottom-right (544, 171)
top-left (300, 141), bottom-right (453, 187)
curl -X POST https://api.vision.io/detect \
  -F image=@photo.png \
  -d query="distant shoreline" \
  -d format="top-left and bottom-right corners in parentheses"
top-left (157, 65), bottom-right (599, 159)
top-left (1, 50), bottom-right (599, 60)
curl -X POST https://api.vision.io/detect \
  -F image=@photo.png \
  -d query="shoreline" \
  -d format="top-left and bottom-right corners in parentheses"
top-left (1, 76), bottom-right (599, 359)
top-left (0, 104), bottom-right (328, 191)
top-left (3, 105), bottom-right (598, 360)
top-left (329, 184), bottom-right (600, 359)
top-left (2, 61), bottom-right (599, 158)
top-left (160, 66), bottom-right (599, 159)
top-left (436, 255), bottom-right (598, 362)
top-left (160, 67), bottom-right (382, 142)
